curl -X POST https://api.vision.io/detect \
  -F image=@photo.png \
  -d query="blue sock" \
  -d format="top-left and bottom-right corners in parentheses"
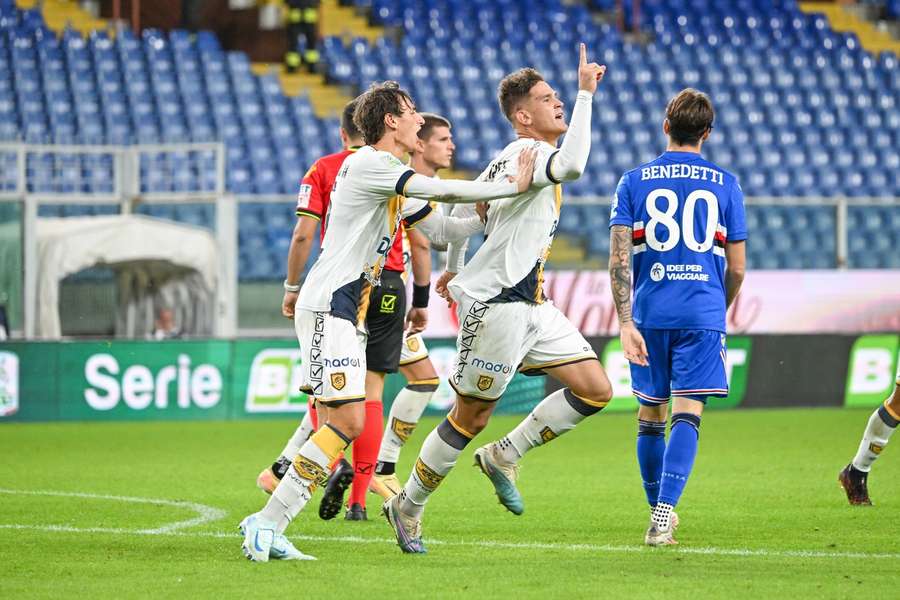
top-left (658, 413), bottom-right (701, 507)
top-left (636, 419), bottom-right (666, 506)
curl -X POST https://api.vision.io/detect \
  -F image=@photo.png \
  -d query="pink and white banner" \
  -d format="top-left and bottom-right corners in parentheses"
top-left (423, 270), bottom-right (900, 337)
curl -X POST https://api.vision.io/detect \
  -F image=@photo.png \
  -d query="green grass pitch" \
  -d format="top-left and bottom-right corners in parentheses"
top-left (1, 408), bottom-right (898, 599)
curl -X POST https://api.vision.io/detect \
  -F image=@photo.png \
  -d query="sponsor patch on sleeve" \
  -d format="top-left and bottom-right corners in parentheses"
top-left (296, 184), bottom-right (313, 209)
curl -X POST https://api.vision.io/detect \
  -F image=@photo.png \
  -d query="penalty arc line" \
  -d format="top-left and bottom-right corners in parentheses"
top-left (0, 488), bottom-right (227, 534)
top-left (1, 523), bottom-right (898, 561)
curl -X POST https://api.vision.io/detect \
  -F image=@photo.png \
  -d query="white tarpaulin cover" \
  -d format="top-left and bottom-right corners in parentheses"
top-left (36, 215), bottom-right (218, 339)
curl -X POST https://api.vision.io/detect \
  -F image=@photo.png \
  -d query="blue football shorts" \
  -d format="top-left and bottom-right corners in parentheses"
top-left (630, 328), bottom-right (729, 406)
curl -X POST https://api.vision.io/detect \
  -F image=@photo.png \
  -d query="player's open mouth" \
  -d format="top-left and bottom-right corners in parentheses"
top-left (555, 112), bottom-right (564, 120)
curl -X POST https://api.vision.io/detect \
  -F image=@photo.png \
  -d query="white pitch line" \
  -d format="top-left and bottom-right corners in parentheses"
top-left (0, 488), bottom-right (226, 534)
top-left (1, 522), bottom-right (898, 561)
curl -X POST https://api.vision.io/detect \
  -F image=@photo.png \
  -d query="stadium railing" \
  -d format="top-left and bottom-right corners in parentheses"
top-left (0, 142), bottom-right (236, 339)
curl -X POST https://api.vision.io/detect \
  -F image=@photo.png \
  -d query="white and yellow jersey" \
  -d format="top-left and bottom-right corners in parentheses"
top-left (448, 138), bottom-right (563, 304)
top-left (298, 145), bottom-right (519, 322)
top-left (297, 146), bottom-right (432, 319)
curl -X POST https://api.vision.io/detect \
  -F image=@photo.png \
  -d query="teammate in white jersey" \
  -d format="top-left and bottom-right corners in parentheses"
top-left (240, 81), bottom-right (540, 562)
top-left (370, 113), bottom-right (459, 499)
top-left (384, 45), bottom-right (613, 554)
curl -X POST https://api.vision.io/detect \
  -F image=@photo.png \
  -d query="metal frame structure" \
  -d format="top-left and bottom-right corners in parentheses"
top-left (0, 142), bottom-right (236, 340)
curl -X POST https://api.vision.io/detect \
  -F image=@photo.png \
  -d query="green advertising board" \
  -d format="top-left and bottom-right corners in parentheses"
top-left (232, 339), bottom-right (310, 417)
top-left (844, 334), bottom-right (899, 408)
top-left (598, 336), bottom-right (751, 412)
top-left (58, 341), bottom-right (233, 421)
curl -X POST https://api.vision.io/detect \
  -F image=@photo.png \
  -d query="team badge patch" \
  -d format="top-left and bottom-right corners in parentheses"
top-left (414, 458), bottom-right (445, 491)
top-left (391, 418), bottom-right (417, 443)
top-left (330, 372), bottom-right (346, 391)
top-left (477, 375), bottom-right (494, 392)
top-left (540, 426), bottom-right (557, 443)
top-left (292, 455), bottom-right (328, 486)
top-left (406, 337), bottom-right (420, 352)
top-left (870, 443), bottom-right (884, 455)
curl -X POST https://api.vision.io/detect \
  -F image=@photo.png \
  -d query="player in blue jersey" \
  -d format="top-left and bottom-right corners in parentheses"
top-left (608, 88), bottom-right (747, 546)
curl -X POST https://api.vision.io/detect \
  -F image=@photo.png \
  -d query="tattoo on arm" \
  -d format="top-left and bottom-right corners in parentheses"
top-left (609, 225), bottom-right (634, 325)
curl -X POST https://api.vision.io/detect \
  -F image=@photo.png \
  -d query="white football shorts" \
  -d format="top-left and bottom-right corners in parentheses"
top-left (449, 293), bottom-right (597, 401)
top-left (399, 332), bottom-right (430, 366)
top-left (294, 309), bottom-right (367, 405)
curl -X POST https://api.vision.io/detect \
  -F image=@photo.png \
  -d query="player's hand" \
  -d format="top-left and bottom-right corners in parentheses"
top-left (620, 322), bottom-right (649, 366)
top-left (405, 307), bottom-right (428, 335)
top-left (475, 201), bottom-right (489, 223)
top-left (577, 42), bottom-right (606, 94)
top-left (435, 271), bottom-right (456, 306)
top-left (282, 290), bottom-right (299, 320)
top-left (510, 147), bottom-right (537, 193)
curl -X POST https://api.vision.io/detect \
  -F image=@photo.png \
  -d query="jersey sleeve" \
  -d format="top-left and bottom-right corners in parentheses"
top-left (608, 173), bottom-right (634, 227)
top-left (529, 143), bottom-right (564, 187)
top-left (295, 161), bottom-right (327, 220)
top-left (725, 177), bottom-right (748, 242)
top-left (401, 196), bottom-right (434, 228)
top-left (356, 151), bottom-right (416, 198)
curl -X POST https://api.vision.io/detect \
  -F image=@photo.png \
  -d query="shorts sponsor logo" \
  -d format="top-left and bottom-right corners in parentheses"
top-left (406, 337), bottom-right (420, 353)
top-left (650, 262), bottom-right (665, 282)
top-left (0, 351), bottom-right (19, 417)
top-left (245, 349), bottom-right (307, 413)
top-left (414, 458), bottom-right (445, 491)
top-left (477, 375), bottom-right (494, 392)
top-left (323, 357), bottom-right (360, 368)
top-left (330, 372), bottom-right (346, 391)
top-left (472, 358), bottom-right (512, 374)
top-left (380, 294), bottom-right (397, 314)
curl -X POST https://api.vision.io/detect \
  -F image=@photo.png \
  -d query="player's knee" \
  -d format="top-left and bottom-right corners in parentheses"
top-left (572, 377), bottom-right (613, 408)
top-left (327, 407), bottom-right (367, 439)
top-left (452, 398), bottom-right (493, 435)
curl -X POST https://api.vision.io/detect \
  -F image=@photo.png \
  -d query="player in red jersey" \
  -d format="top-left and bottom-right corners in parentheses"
top-left (256, 99), bottom-right (441, 521)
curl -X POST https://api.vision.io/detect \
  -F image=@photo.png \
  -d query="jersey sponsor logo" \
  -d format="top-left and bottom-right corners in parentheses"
top-left (485, 158), bottom-right (509, 182)
top-left (471, 357), bottom-right (512, 374)
top-left (477, 375), bottom-right (494, 391)
top-left (651, 263), bottom-right (710, 282)
top-left (330, 372), bottom-right (346, 391)
top-left (380, 294), bottom-right (397, 314)
top-left (296, 184), bottom-right (312, 208)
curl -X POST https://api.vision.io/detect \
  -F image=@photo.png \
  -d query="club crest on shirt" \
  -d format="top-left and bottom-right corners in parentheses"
top-left (477, 375), bottom-right (494, 392)
top-left (330, 372), bottom-right (346, 391)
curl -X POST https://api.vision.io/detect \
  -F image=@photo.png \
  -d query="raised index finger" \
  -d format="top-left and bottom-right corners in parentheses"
top-left (579, 42), bottom-right (586, 66)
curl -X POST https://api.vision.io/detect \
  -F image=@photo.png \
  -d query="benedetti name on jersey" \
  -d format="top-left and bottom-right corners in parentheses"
top-left (640, 164), bottom-right (724, 185)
